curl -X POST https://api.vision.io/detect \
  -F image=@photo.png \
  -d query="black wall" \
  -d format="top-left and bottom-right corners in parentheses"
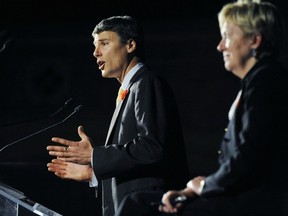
top-left (0, 0), bottom-right (287, 215)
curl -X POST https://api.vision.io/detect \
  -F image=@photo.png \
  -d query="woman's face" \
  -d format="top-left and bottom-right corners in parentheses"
top-left (217, 21), bottom-right (256, 78)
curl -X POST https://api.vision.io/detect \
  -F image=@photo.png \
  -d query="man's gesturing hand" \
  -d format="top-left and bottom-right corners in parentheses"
top-left (47, 125), bottom-right (93, 165)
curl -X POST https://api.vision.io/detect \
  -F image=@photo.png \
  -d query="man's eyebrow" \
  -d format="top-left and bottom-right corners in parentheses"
top-left (93, 38), bottom-right (108, 45)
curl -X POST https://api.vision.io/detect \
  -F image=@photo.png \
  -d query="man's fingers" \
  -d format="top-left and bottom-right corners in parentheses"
top-left (78, 125), bottom-right (89, 141)
top-left (47, 145), bottom-right (68, 151)
top-left (47, 160), bottom-right (68, 179)
top-left (51, 158), bottom-right (66, 164)
top-left (48, 150), bottom-right (66, 157)
top-left (47, 146), bottom-right (74, 158)
top-left (51, 137), bottom-right (70, 144)
top-left (55, 172), bottom-right (67, 179)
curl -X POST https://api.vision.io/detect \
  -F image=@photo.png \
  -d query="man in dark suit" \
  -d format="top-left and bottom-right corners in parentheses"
top-left (46, 15), bottom-right (189, 216)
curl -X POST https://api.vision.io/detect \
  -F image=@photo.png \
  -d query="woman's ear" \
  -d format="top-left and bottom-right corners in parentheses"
top-left (251, 34), bottom-right (262, 49)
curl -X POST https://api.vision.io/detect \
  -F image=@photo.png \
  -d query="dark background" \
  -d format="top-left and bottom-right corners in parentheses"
top-left (0, 0), bottom-right (287, 215)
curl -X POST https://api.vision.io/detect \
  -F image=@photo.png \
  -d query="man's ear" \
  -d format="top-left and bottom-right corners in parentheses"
top-left (126, 39), bottom-right (136, 53)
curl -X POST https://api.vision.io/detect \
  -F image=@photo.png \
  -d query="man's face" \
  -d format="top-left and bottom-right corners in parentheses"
top-left (93, 31), bottom-right (129, 79)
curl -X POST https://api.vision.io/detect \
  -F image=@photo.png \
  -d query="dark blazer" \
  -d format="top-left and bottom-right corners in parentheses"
top-left (201, 56), bottom-right (288, 215)
top-left (92, 65), bottom-right (189, 216)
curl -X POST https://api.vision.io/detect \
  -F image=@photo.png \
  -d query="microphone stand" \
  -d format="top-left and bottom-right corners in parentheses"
top-left (0, 105), bottom-right (83, 153)
top-left (0, 98), bottom-right (73, 128)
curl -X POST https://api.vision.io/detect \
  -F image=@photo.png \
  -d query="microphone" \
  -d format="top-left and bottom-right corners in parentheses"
top-left (48, 98), bottom-right (74, 117)
top-left (0, 105), bottom-right (83, 153)
top-left (0, 30), bottom-right (14, 53)
top-left (0, 38), bottom-right (13, 53)
top-left (0, 98), bottom-right (74, 128)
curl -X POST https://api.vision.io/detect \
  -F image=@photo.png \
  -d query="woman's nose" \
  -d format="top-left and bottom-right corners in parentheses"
top-left (217, 39), bottom-right (225, 52)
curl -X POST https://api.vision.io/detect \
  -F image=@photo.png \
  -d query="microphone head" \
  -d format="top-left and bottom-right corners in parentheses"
top-left (49, 98), bottom-right (74, 117)
top-left (0, 30), bottom-right (15, 53)
top-left (74, 105), bottom-right (83, 112)
top-left (4, 38), bottom-right (14, 47)
top-left (65, 98), bottom-right (73, 105)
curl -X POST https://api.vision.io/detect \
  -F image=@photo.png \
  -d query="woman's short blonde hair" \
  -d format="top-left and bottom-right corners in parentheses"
top-left (218, 0), bottom-right (286, 57)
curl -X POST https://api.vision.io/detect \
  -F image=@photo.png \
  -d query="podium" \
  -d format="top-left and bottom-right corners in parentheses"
top-left (0, 181), bottom-right (62, 216)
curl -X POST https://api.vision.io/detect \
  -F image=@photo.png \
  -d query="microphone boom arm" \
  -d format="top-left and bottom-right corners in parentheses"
top-left (0, 105), bottom-right (83, 152)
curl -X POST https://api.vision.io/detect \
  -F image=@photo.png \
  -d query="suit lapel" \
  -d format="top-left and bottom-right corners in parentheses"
top-left (104, 66), bottom-right (148, 145)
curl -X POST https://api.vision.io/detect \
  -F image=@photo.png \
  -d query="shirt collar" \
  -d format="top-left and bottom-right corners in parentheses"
top-left (121, 63), bottom-right (144, 90)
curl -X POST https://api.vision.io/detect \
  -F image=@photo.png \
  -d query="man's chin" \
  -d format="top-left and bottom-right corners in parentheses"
top-left (101, 71), bottom-right (107, 77)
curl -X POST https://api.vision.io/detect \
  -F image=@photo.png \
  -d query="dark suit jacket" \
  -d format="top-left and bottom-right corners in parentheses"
top-left (92, 65), bottom-right (189, 216)
top-left (200, 56), bottom-right (288, 215)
